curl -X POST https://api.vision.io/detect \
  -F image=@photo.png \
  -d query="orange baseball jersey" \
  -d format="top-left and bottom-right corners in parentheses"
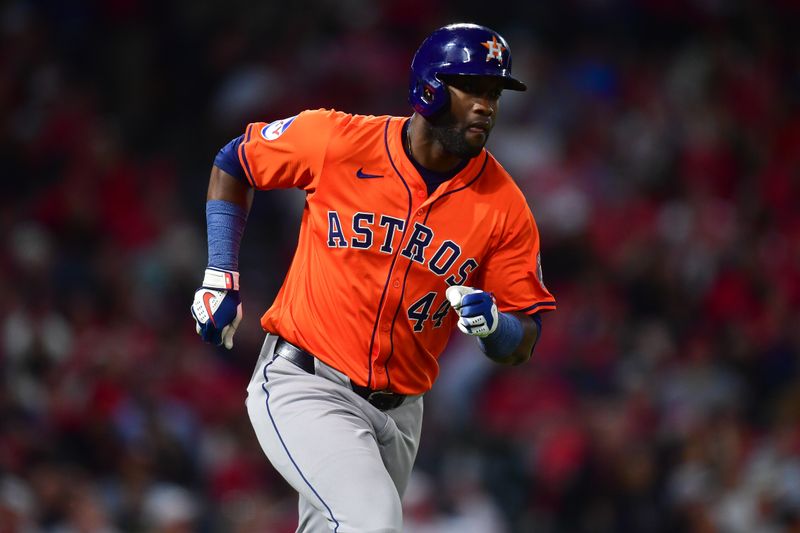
top-left (237, 109), bottom-right (556, 394)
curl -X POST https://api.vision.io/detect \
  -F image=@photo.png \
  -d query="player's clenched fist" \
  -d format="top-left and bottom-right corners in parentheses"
top-left (446, 285), bottom-right (499, 337)
top-left (190, 267), bottom-right (242, 349)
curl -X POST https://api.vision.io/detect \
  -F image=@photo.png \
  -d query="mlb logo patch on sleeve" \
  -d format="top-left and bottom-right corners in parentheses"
top-left (261, 115), bottom-right (298, 140)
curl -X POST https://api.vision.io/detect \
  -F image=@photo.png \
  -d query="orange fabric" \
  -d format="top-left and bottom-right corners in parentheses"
top-left (239, 109), bottom-right (556, 394)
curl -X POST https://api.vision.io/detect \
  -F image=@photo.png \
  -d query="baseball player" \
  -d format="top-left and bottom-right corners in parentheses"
top-left (191, 23), bottom-right (556, 532)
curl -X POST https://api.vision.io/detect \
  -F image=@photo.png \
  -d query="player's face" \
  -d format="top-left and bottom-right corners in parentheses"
top-left (431, 75), bottom-right (503, 159)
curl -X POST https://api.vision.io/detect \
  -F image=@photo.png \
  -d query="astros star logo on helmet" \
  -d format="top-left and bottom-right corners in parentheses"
top-left (481, 36), bottom-right (505, 63)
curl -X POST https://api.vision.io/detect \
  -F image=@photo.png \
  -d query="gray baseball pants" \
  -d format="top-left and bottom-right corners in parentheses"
top-left (245, 334), bottom-right (424, 532)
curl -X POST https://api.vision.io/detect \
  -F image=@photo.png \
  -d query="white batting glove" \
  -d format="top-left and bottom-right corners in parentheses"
top-left (446, 285), bottom-right (498, 338)
top-left (190, 268), bottom-right (242, 349)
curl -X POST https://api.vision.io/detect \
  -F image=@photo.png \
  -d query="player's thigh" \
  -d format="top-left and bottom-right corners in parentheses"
top-left (297, 453), bottom-right (402, 533)
top-left (297, 495), bottom-right (329, 533)
top-left (247, 355), bottom-right (402, 532)
top-left (378, 395), bottom-right (424, 498)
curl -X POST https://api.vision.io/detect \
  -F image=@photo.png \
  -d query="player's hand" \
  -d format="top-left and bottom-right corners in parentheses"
top-left (446, 285), bottom-right (498, 338)
top-left (190, 267), bottom-right (242, 349)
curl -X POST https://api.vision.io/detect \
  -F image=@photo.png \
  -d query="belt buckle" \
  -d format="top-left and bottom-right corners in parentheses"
top-left (366, 390), bottom-right (401, 410)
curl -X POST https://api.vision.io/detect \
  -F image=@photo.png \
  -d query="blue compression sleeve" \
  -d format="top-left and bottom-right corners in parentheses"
top-left (213, 135), bottom-right (246, 181)
top-left (478, 312), bottom-right (524, 360)
top-left (207, 199), bottom-right (247, 271)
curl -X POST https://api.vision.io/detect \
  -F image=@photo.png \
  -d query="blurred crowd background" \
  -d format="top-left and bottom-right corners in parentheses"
top-left (2, 0), bottom-right (799, 532)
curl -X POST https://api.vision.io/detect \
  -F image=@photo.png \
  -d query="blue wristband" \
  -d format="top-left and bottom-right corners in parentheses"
top-left (478, 312), bottom-right (524, 360)
top-left (207, 200), bottom-right (248, 271)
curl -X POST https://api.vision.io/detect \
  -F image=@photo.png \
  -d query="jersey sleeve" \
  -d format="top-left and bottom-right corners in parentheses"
top-left (237, 109), bottom-right (338, 191)
top-left (477, 201), bottom-right (556, 315)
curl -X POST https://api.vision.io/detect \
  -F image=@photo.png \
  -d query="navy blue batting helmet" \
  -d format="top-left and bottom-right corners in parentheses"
top-left (408, 23), bottom-right (526, 117)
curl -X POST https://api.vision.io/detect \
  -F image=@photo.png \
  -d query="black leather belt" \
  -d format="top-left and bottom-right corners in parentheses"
top-left (274, 338), bottom-right (406, 411)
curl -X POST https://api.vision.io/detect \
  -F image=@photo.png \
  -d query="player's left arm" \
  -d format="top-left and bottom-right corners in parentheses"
top-left (449, 190), bottom-right (556, 364)
top-left (446, 287), bottom-right (541, 365)
top-left (501, 311), bottom-right (540, 364)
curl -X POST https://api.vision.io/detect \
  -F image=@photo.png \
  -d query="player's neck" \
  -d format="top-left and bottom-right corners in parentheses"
top-left (407, 114), bottom-right (466, 173)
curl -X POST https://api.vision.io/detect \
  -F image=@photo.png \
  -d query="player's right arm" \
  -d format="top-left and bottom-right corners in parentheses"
top-left (208, 164), bottom-right (253, 208)
top-left (189, 134), bottom-right (254, 349)
top-left (191, 110), bottom-right (339, 348)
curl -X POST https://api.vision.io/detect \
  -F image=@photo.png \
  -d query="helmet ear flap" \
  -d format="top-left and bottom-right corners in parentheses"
top-left (410, 76), bottom-right (448, 117)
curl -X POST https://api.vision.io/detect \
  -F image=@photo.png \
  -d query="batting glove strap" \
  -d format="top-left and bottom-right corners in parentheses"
top-left (202, 267), bottom-right (240, 290)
